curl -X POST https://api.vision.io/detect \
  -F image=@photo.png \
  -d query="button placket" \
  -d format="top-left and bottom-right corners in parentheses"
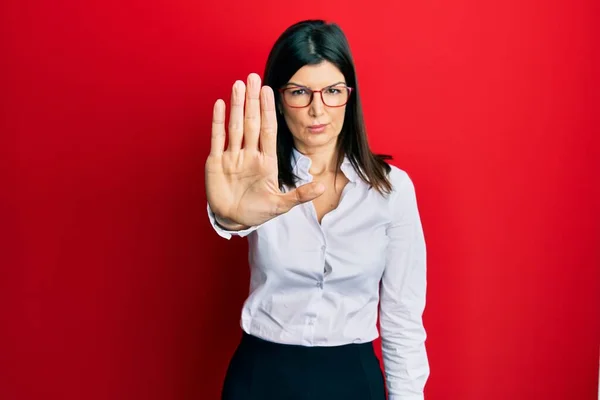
top-left (322, 250), bottom-right (326, 273)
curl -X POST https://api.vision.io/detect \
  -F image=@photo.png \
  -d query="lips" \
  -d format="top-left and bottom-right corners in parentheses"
top-left (308, 124), bottom-right (328, 134)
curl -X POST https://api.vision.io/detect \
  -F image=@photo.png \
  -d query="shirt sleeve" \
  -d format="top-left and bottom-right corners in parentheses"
top-left (379, 172), bottom-right (430, 400)
top-left (206, 202), bottom-right (261, 240)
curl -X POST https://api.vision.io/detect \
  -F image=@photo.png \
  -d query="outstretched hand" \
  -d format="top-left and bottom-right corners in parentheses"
top-left (205, 73), bottom-right (325, 229)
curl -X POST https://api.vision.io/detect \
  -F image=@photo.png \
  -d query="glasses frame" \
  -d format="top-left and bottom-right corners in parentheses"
top-left (277, 84), bottom-right (353, 108)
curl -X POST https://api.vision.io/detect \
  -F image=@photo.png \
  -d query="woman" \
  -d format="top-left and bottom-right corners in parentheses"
top-left (205, 19), bottom-right (429, 400)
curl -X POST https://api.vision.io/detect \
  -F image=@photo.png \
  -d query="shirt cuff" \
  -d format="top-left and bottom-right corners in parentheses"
top-left (206, 203), bottom-right (260, 240)
top-left (387, 395), bottom-right (425, 400)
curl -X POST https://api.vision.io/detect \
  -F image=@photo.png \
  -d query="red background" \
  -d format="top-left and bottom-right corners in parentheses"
top-left (2, 0), bottom-right (599, 399)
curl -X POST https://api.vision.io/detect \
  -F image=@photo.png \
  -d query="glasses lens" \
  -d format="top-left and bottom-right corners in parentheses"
top-left (322, 85), bottom-right (349, 107)
top-left (283, 88), bottom-right (312, 107)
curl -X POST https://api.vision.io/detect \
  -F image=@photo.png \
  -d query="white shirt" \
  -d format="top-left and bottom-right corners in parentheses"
top-left (207, 148), bottom-right (430, 400)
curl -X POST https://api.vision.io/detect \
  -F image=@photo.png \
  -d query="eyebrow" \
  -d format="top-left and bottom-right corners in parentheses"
top-left (284, 81), bottom-right (346, 89)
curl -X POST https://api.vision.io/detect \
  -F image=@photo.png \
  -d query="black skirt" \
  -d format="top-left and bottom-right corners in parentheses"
top-left (221, 332), bottom-right (386, 400)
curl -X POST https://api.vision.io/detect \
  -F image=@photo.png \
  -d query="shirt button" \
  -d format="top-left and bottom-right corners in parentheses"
top-left (316, 281), bottom-right (323, 289)
top-left (321, 245), bottom-right (326, 252)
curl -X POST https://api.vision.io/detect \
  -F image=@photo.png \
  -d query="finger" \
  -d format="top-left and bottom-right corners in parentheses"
top-left (259, 86), bottom-right (277, 157)
top-left (227, 80), bottom-right (245, 152)
top-left (276, 182), bottom-right (325, 214)
top-left (244, 73), bottom-right (261, 150)
top-left (210, 99), bottom-right (226, 157)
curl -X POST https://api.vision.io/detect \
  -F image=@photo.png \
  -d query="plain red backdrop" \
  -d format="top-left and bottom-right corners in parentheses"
top-left (2, 0), bottom-right (599, 399)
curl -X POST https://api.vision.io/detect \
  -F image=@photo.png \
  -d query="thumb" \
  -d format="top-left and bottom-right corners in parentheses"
top-left (276, 182), bottom-right (325, 214)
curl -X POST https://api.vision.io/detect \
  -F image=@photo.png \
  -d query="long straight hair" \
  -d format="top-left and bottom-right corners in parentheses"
top-left (263, 19), bottom-right (394, 195)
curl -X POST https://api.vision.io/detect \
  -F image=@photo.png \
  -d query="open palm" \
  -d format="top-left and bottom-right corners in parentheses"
top-left (205, 73), bottom-right (324, 228)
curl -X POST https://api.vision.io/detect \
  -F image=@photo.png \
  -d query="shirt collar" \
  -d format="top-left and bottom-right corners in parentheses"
top-left (291, 147), bottom-right (359, 184)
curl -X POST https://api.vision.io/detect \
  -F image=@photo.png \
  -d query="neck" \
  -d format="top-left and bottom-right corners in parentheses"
top-left (295, 143), bottom-right (339, 177)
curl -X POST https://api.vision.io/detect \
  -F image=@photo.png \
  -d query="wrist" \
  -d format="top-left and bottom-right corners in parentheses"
top-left (214, 214), bottom-right (249, 231)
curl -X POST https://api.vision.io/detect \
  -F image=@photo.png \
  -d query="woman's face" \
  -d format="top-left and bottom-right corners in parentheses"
top-left (279, 61), bottom-right (348, 153)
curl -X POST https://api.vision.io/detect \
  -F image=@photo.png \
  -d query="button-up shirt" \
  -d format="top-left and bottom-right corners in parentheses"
top-left (207, 148), bottom-right (430, 399)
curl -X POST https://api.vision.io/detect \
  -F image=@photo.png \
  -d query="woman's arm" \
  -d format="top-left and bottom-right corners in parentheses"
top-left (379, 171), bottom-right (430, 400)
top-left (207, 202), bottom-right (261, 240)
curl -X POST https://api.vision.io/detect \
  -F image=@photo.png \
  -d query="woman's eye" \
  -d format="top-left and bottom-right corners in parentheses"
top-left (291, 89), bottom-right (307, 96)
top-left (327, 88), bottom-right (341, 94)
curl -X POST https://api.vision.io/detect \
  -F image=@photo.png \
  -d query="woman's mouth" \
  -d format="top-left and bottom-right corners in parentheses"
top-left (308, 124), bottom-right (328, 134)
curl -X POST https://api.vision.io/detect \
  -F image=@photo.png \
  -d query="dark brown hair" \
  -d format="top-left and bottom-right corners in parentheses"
top-left (263, 19), bottom-right (393, 195)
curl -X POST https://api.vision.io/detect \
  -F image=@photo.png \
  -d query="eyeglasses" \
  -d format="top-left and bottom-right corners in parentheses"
top-left (278, 83), bottom-right (353, 108)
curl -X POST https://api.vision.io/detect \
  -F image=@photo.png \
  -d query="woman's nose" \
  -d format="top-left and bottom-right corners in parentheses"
top-left (309, 92), bottom-right (325, 116)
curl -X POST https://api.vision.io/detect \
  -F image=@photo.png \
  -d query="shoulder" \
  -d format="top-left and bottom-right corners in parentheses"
top-left (383, 163), bottom-right (422, 222)
top-left (385, 162), bottom-right (414, 194)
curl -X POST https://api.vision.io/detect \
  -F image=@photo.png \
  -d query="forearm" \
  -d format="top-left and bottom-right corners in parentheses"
top-left (380, 318), bottom-right (429, 399)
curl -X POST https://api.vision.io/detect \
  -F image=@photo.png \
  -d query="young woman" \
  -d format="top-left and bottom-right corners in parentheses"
top-left (206, 19), bottom-right (430, 400)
